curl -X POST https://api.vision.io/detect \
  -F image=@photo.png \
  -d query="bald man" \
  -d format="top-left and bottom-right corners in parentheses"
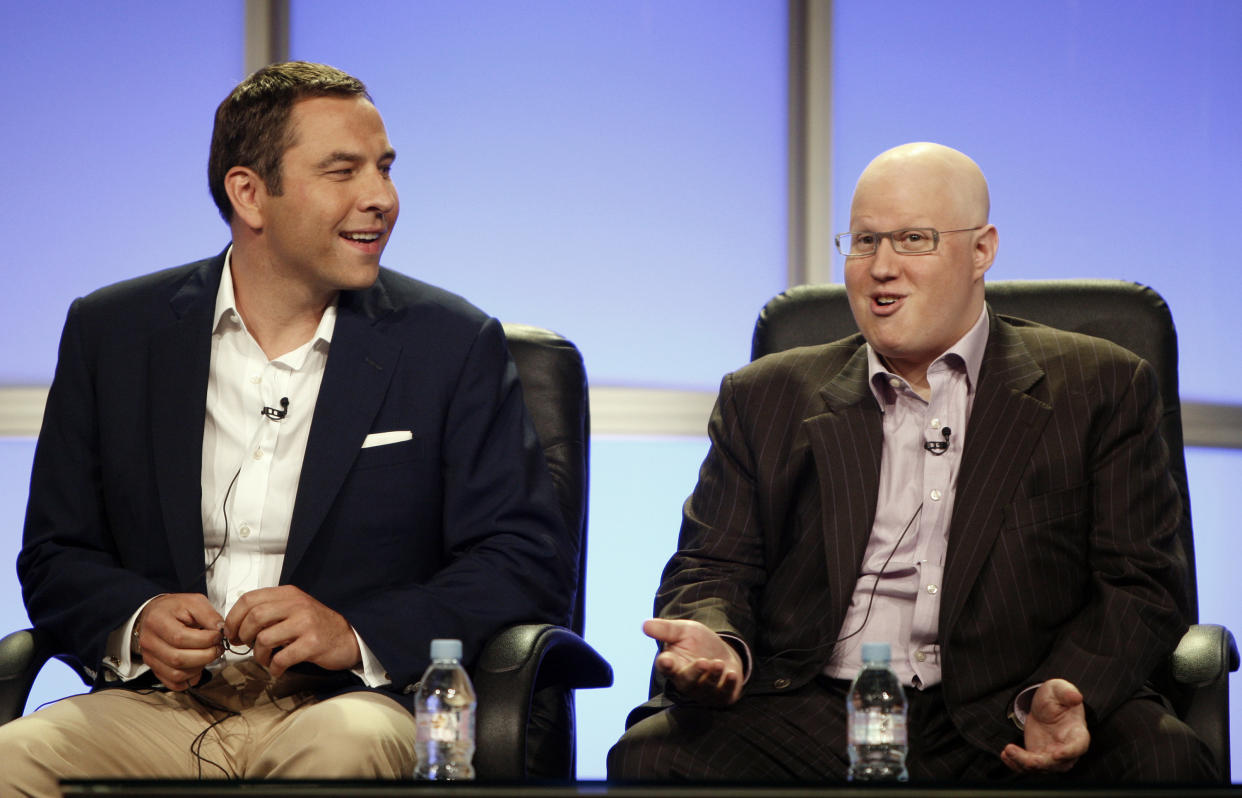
top-left (608, 143), bottom-right (1216, 782)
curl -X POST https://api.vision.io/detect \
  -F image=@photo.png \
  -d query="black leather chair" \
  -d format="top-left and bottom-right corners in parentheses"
top-left (0, 322), bottom-right (611, 781)
top-left (472, 323), bottom-right (613, 779)
top-left (752, 279), bottom-right (1238, 778)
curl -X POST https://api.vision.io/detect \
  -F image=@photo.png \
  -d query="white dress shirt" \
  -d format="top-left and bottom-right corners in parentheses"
top-left (824, 306), bottom-right (989, 689)
top-left (104, 248), bottom-right (388, 686)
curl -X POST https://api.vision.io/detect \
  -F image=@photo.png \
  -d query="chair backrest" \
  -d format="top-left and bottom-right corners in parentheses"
top-left (751, 279), bottom-right (1197, 619)
top-left (501, 323), bottom-right (590, 636)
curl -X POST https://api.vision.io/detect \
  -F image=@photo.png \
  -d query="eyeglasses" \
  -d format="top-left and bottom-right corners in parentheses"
top-left (834, 226), bottom-right (983, 257)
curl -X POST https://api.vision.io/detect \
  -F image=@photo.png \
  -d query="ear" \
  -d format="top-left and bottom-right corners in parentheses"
top-left (224, 166), bottom-right (267, 231)
top-left (972, 224), bottom-right (998, 279)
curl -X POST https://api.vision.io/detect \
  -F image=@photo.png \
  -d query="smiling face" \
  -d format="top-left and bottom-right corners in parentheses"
top-left (843, 143), bottom-right (997, 388)
top-left (247, 94), bottom-right (399, 297)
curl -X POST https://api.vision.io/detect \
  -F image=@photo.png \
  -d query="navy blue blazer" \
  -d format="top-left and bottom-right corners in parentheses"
top-left (18, 250), bottom-right (574, 707)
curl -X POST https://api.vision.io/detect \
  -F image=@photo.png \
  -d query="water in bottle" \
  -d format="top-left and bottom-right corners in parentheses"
top-left (413, 638), bottom-right (477, 780)
top-left (846, 641), bottom-right (909, 782)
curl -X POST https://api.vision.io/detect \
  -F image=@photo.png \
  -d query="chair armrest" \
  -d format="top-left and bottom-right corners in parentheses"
top-left (1170, 623), bottom-right (1238, 780)
top-left (472, 623), bottom-right (612, 779)
top-left (0, 628), bottom-right (56, 724)
top-left (1172, 623), bottom-right (1239, 687)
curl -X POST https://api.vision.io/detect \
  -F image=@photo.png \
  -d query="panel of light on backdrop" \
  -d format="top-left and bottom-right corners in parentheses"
top-left (576, 437), bottom-right (710, 777)
top-left (0, 1), bottom-right (242, 384)
top-left (289, 3), bottom-right (789, 777)
top-left (289, 0), bottom-right (788, 391)
top-left (832, 0), bottom-right (1242, 775)
top-left (831, 0), bottom-right (1241, 405)
top-left (0, 0), bottom-right (245, 721)
top-left (0, 1), bottom-right (790, 781)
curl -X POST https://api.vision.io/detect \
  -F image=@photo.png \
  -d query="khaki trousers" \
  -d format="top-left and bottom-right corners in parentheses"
top-left (0, 661), bottom-right (416, 797)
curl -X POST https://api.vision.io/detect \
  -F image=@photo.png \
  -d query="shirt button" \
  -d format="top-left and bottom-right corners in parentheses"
top-left (253, 448), bottom-right (263, 460)
top-left (930, 418), bottom-right (941, 429)
top-left (239, 525), bottom-right (251, 539)
top-left (889, 377), bottom-right (901, 389)
top-left (774, 677), bottom-right (791, 689)
top-left (915, 651), bottom-right (926, 662)
top-left (927, 584), bottom-right (939, 595)
top-left (929, 489), bottom-right (942, 501)
top-left (250, 375), bottom-right (261, 384)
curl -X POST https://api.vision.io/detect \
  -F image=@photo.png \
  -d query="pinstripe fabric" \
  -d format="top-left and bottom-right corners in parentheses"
top-left (612, 310), bottom-right (1209, 781)
top-left (611, 676), bottom-right (1015, 782)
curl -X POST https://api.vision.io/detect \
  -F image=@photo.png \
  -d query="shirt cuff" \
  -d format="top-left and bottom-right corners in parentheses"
top-left (716, 632), bottom-right (753, 684)
top-left (351, 630), bottom-right (392, 688)
top-left (102, 597), bottom-right (161, 682)
top-left (1009, 682), bottom-right (1043, 730)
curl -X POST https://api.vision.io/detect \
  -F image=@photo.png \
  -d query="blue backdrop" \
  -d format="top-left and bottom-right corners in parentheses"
top-left (0, 0), bottom-right (1238, 780)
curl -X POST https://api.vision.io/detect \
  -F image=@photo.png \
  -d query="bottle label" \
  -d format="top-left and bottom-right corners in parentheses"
top-left (416, 708), bottom-right (475, 743)
top-left (849, 709), bottom-right (907, 745)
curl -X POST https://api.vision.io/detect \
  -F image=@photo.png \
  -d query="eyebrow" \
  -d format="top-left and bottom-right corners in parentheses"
top-left (315, 149), bottom-right (397, 169)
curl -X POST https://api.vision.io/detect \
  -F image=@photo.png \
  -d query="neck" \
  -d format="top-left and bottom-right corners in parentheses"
top-left (229, 250), bottom-right (335, 360)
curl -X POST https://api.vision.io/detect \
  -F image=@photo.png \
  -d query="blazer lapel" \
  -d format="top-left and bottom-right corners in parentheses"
top-left (281, 283), bottom-right (401, 580)
top-left (940, 313), bottom-right (1052, 631)
top-left (803, 344), bottom-right (884, 636)
top-left (150, 256), bottom-right (221, 590)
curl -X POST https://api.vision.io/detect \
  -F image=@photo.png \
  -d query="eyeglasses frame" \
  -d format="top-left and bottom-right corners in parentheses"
top-left (834, 226), bottom-right (984, 257)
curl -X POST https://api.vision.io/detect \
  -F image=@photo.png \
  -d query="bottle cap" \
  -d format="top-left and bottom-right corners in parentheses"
top-left (860, 641), bottom-right (891, 664)
top-left (429, 638), bottom-right (463, 660)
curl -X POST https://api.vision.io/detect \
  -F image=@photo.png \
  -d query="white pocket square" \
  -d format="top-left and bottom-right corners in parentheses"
top-left (361, 430), bottom-right (413, 449)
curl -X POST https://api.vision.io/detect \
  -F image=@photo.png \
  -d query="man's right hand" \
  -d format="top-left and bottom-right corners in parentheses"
top-left (643, 618), bottom-right (745, 707)
top-left (135, 593), bottom-right (225, 691)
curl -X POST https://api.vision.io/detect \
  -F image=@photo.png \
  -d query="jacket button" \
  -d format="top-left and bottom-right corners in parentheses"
top-left (774, 677), bottom-right (791, 689)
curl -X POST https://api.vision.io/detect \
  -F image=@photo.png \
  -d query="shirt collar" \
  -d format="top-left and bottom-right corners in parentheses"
top-left (865, 304), bottom-right (990, 405)
top-left (212, 245), bottom-right (242, 335)
top-left (212, 245), bottom-right (338, 358)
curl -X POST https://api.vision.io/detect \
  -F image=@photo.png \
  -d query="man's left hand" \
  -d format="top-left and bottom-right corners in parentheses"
top-left (1000, 678), bottom-right (1090, 774)
top-left (223, 585), bottom-right (361, 678)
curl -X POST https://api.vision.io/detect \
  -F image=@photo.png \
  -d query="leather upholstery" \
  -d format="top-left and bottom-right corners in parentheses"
top-left (501, 323), bottom-right (591, 636)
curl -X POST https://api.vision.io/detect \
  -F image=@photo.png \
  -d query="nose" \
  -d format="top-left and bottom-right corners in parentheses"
top-left (361, 168), bottom-right (398, 217)
top-left (867, 237), bottom-right (901, 280)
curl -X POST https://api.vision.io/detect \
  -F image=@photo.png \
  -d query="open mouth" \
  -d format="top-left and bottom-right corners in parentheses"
top-left (870, 294), bottom-right (905, 315)
top-left (342, 232), bottom-right (381, 243)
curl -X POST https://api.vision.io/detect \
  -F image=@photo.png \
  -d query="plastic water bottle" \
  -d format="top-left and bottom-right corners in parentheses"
top-left (413, 639), bottom-right (477, 780)
top-left (846, 641), bottom-right (909, 782)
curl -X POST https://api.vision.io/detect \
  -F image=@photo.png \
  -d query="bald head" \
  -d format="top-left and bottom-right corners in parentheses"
top-left (851, 142), bottom-right (990, 227)
top-left (843, 142), bottom-right (999, 392)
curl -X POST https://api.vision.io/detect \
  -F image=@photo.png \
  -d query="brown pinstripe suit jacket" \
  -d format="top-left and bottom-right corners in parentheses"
top-left (653, 309), bottom-right (1189, 755)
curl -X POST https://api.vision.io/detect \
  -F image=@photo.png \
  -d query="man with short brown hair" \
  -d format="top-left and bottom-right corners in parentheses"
top-left (0, 62), bottom-right (572, 793)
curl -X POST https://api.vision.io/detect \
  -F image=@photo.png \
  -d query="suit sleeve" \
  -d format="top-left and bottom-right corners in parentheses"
top-left (334, 318), bottom-right (576, 689)
top-left (654, 373), bottom-right (768, 654)
top-left (19, 300), bottom-right (167, 672)
top-left (1026, 357), bottom-right (1187, 721)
